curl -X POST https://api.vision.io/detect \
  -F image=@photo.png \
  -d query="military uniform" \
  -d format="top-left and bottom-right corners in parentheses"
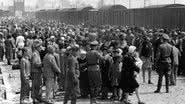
top-left (155, 34), bottom-right (174, 93)
top-left (86, 41), bottom-right (103, 104)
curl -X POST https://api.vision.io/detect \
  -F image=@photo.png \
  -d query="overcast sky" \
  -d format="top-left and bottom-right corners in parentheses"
top-left (1, 0), bottom-right (185, 8)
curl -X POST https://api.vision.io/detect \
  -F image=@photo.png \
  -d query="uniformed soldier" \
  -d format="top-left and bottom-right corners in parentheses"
top-left (154, 34), bottom-right (174, 93)
top-left (31, 39), bottom-right (43, 103)
top-left (86, 41), bottom-right (103, 104)
top-left (43, 45), bottom-right (61, 103)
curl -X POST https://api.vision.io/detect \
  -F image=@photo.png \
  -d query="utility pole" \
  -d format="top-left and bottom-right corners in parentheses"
top-left (113, 0), bottom-right (116, 5)
top-left (144, 0), bottom-right (146, 8)
top-left (129, 0), bottom-right (131, 8)
top-left (174, 0), bottom-right (176, 4)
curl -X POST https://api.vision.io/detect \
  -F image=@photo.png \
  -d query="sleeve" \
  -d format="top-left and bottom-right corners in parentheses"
top-left (156, 46), bottom-right (161, 63)
top-left (11, 39), bottom-right (15, 48)
top-left (96, 51), bottom-right (104, 60)
top-left (50, 56), bottom-right (61, 73)
top-left (54, 54), bottom-right (60, 69)
top-left (15, 37), bottom-right (19, 47)
top-left (20, 59), bottom-right (28, 79)
top-left (68, 58), bottom-right (76, 82)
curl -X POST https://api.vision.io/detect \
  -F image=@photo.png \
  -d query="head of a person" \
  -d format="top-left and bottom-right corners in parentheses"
top-left (32, 39), bottom-right (43, 52)
top-left (50, 36), bottom-right (55, 42)
top-left (7, 35), bottom-right (12, 39)
top-left (128, 46), bottom-right (136, 56)
top-left (47, 45), bottom-right (55, 54)
top-left (90, 41), bottom-right (99, 50)
top-left (22, 48), bottom-right (29, 58)
top-left (80, 50), bottom-right (86, 59)
top-left (70, 46), bottom-right (80, 57)
top-left (161, 33), bottom-right (170, 43)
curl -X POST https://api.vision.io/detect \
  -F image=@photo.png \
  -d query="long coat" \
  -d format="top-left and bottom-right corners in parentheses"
top-left (65, 55), bottom-right (80, 98)
top-left (5, 38), bottom-right (14, 59)
top-left (120, 54), bottom-right (140, 93)
top-left (43, 53), bottom-right (61, 78)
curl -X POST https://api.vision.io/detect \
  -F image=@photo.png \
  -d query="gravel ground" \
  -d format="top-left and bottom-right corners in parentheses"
top-left (1, 61), bottom-right (185, 104)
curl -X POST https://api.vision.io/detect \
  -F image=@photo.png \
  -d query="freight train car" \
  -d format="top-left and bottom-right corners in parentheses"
top-left (97, 5), bottom-right (127, 25)
top-left (35, 4), bottom-right (185, 30)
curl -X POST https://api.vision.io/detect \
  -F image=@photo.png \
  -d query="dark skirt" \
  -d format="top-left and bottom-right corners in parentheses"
top-left (79, 70), bottom-right (90, 96)
top-left (120, 71), bottom-right (139, 93)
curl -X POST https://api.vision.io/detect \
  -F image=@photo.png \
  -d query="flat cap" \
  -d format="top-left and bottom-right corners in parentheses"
top-left (162, 33), bottom-right (170, 40)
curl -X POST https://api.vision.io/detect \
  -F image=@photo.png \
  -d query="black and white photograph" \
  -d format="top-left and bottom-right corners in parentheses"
top-left (0, 0), bottom-right (185, 104)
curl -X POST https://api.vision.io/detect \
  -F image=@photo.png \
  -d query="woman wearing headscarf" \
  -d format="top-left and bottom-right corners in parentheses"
top-left (120, 46), bottom-right (145, 104)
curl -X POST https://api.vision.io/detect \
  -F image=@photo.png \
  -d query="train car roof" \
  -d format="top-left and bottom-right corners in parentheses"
top-left (59, 8), bottom-right (77, 11)
top-left (75, 6), bottom-right (94, 11)
top-left (98, 5), bottom-right (127, 11)
top-left (144, 4), bottom-right (185, 8)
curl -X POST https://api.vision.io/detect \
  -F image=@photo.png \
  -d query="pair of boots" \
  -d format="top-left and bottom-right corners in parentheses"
top-left (63, 98), bottom-right (77, 104)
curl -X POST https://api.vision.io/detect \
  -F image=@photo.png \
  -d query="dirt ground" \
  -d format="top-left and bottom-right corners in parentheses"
top-left (1, 61), bottom-right (185, 104)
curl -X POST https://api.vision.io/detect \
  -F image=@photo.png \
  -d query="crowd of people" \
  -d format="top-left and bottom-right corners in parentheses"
top-left (0, 17), bottom-right (184, 104)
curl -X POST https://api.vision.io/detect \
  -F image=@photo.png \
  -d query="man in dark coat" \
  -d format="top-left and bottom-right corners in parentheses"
top-left (5, 35), bottom-right (15, 65)
top-left (154, 33), bottom-right (174, 93)
top-left (86, 41), bottom-right (103, 104)
top-left (64, 46), bottom-right (80, 104)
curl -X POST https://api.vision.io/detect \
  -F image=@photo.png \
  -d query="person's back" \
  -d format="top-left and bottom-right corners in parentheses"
top-left (86, 50), bottom-right (99, 66)
top-left (141, 40), bottom-right (153, 58)
top-left (159, 43), bottom-right (173, 64)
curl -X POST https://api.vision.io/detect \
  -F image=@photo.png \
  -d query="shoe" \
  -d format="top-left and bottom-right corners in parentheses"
top-left (138, 101), bottom-right (145, 104)
top-left (154, 90), bottom-right (160, 93)
top-left (123, 100), bottom-right (132, 104)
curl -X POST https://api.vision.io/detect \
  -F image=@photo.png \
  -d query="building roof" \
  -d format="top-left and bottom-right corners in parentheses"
top-left (145, 4), bottom-right (185, 8)
top-left (99, 5), bottom-right (127, 11)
